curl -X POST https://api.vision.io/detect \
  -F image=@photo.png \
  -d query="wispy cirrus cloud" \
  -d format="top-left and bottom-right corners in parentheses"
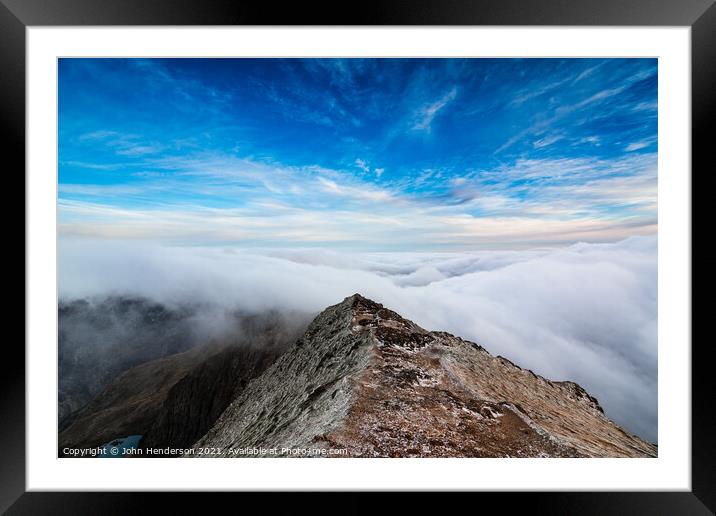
top-left (59, 58), bottom-right (658, 250)
top-left (625, 141), bottom-right (652, 152)
top-left (495, 85), bottom-right (630, 154)
top-left (75, 129), bottom-right (166, 157)
top-left (354, 158), bottom-right (370, 173)
top-left (59, 160), bottom-right (123, 171)
top-left (58, 146), bottom-right (657, 250)
top-left (533, 134), bottom-right (564, 148)
top-left (411, 87), bottom-right (458, 132)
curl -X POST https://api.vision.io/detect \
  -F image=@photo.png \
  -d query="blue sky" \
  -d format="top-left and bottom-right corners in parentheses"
top-left (58, 58), bottom-right (657, 250)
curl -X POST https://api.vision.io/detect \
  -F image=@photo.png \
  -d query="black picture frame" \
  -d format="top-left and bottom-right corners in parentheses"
top-left (3, 0), bottom-right (713, 513)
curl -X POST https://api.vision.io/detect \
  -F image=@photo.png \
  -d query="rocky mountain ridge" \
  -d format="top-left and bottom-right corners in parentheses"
top-left (190, 294), bottom-right (656, 458)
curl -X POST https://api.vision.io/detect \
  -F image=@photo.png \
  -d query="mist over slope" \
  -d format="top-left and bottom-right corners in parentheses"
top-left (58, 297), bottom-right (311, 425)
top-left (59, 235), bottom-right (657, 441)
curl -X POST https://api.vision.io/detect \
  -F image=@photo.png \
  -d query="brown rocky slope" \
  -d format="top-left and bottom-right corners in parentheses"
top-left (191, 294), bottom-right (656, 458)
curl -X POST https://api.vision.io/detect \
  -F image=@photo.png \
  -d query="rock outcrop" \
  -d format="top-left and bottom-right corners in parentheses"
top-left (191, 294), bottom-right (656, 458)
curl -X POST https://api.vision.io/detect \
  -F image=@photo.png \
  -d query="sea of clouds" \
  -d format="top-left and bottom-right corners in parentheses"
top-left (59, 234), bottom-right (657, 442)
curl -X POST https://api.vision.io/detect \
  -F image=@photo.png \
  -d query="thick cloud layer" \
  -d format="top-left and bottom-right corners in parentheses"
top-left (59, 235), bottom-right (657, 442)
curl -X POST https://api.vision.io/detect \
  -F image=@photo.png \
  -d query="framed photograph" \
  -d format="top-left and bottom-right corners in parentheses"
top-left (5, 0), bottom-right (713, 512)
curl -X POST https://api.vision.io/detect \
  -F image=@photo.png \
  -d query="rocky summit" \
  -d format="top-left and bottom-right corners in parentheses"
top-left (190, 294), bottom-right (656, 458)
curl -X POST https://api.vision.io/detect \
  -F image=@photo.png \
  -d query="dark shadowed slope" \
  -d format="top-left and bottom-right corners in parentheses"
top-left (139, 345), bottom-right (287, 453)
top-left (58, 310), bottom-right (310, 455)
top-left (59, 343), bottom-right (224, 453)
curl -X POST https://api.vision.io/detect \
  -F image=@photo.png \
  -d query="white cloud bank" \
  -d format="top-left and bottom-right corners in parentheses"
top-left (59, 235), bottom-right (657, 442)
